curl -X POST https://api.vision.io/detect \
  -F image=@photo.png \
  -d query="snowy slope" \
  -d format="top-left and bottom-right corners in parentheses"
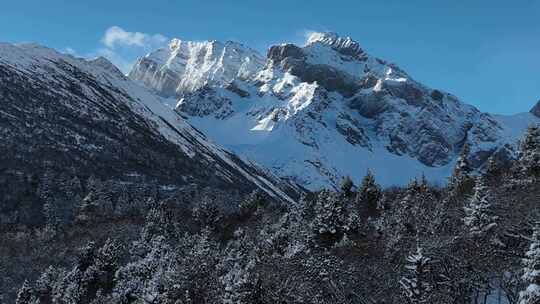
top-left (492, 112), bottom-right (540, 142)
top-left (0, 42), bottom-right (297, 202)
top-left (130, 32), bottom-right (539, 190)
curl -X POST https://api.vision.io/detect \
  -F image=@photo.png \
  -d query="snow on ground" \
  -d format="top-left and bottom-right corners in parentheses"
top-left (493, 112), bottom-right (540, 142)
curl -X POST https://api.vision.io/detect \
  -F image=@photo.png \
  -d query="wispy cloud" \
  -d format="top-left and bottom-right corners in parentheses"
top-left (102, 26), bottom-right (167, 49)
top-left (65, 26), bottom-right (169, 74)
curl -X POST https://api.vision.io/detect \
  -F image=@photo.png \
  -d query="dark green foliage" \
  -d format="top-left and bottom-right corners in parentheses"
top-left (449, 143), bottom-right (475, 196)
top-left (356, 170), bottom-right (382, 215)
top-left (340, 176), bottom-right (354, 197)
top-left (485, 155), bottom-right (503, 182)
top-left (519, 124), bottom-right (540, 178)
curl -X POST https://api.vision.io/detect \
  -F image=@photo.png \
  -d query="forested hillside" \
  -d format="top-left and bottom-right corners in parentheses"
top-left (6, 125), bottom-right (540, 304)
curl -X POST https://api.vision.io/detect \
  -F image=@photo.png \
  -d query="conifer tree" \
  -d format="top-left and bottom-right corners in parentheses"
top-left (15, 280), bottom-right (34, 304)
top-left (518, 223), bottom-right (540, 304)
top-left (395, 179), bottom-right (421, 234)
top-left (340, 176), bottom-right (354, 197)
top-left (113, 236), bottom-right (176, 303)
top-left (400, 246), bottom-right (432, 304)
top-left (42, 201), bottom-right (60, 237)
top-left (519, 124), bottom-right (540, 178)
top-left (77, 241), bottom-right (97, 272)
top-left (92, 238), bottom-right (122, 294)
top-left (35, 266), bottom-right (57, 304)
top-left (463, 177), bottom-right (498, 237)
top-left (454, 142), bottom-right (472, 177)
top-left (485, 154), bottom-right (502, 180)
top-left (220, 232), bottom-right (261, 304)
top-left (356, 170), bottom-right (381, 214)
top-left (38, 167), bottom-right (61, 235)
top-left (193, 196), bottom-right (221, 228)
top-left (312, 190), bottom-right (345, 236)
top-left (449, 142), bottom-right (474, 195)
top-left (140, 201), bottom-right (175, 242)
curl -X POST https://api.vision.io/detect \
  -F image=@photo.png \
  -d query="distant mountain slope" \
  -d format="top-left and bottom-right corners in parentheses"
top-left (0, 42), bottom-right (297, 225)
top-left (130, 32), bottom-right (538, 189)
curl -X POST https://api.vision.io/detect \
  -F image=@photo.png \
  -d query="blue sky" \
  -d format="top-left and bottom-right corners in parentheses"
top-left (2, 0), bottom-right (539, 114)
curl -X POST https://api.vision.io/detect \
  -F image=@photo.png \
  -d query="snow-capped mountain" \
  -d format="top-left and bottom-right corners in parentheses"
top-left (129, 39), bottom-right (265, 98)
top-left (130, 32), bottom-right (539, 190)
top-left (0, 42), bottom-right (297, 205)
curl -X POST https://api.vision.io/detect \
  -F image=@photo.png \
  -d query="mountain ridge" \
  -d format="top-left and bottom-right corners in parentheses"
top-left (0, 41), bottom-right (298, 227)
top-left (129, 31), bottom-right (540, 189)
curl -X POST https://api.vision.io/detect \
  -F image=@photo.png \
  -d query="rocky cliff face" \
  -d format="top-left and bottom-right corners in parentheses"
top-left (129, 32), bottom-right (539, 190)
top-left (128, 39), bottom-right (265, 97)
top-left (0, 42), bottom-right (297, 226)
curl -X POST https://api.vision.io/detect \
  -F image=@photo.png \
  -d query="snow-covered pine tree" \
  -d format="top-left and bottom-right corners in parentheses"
top-left (34, 266), bottom-right (57, 304)
top-left (37, 167), bottom-right (61, 236)
top-left (454, 142), bottom-right (472, 177)
top-left (60, 267), bottom-right (83, 303)
top-left (312, 190), bottom-right (346, 237)
top-left (219, 231), bottom-right (261, 304)
top-left (92, 238), bottom-right (122, 294)
top-left (42, 200), bottom-right (60, 237)
top-left (449, 142), bottom-right (474, 195)
top-left (394, 179), bottom-right (421, 235)
top-left (415, 175), bottom-right (438, 238)
top-left (113, 236), bottom-right (177, 303)
top-left (518, 222), bottom-right (540, 304)
top-left (140, 200), bottom-right (176, 243)
top-left (15, 280), bottom-right (34, 304)
top-left (356, 170), bottom-right (381, 214)
top-left (400, 246), bottom-right (432, 304)
top-left (485, 154), bottom-right (502, 181)
top-left (193, 196), bottom-right (221, 229)
top-left (463, 177), bottom-right (498, 237)
top-left (77, 241), bottom-right (97, 272)
top-left (69, 239), bottom-right (121, 302)
top-left (519, 124), bottom-right (540, 178)
top-left (183, 228), bottom-right (221, 302)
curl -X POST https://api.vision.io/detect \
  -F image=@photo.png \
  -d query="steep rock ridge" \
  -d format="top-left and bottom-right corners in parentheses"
top-left (129, 32), bottom-right (538, 190)
top-left (129, 39), bottom-right (265, 97)
top-left (0, 42), bottom-right (297, 225)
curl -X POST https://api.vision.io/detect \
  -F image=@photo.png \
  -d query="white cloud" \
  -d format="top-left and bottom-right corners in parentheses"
top-left (102, 26), bottom-right (167, 49)
top-left (69, 26), bottom-right (169, 73)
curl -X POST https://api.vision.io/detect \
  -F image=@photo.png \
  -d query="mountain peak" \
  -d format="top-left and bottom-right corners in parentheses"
top-left (89, 56), bottom-right (125, 77)
top-left (305, 31), bottom-right (364, 58)
top-left (130, 37), bottom-right (265, 96)
top-left (126, 32), bottom-right (540, 189)
top-left (168, 38), bottom-right (182, 50)
top-left (306, 31), bottom-right (340, 45)
top-left (530, 99), bottom-right (540, 118)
